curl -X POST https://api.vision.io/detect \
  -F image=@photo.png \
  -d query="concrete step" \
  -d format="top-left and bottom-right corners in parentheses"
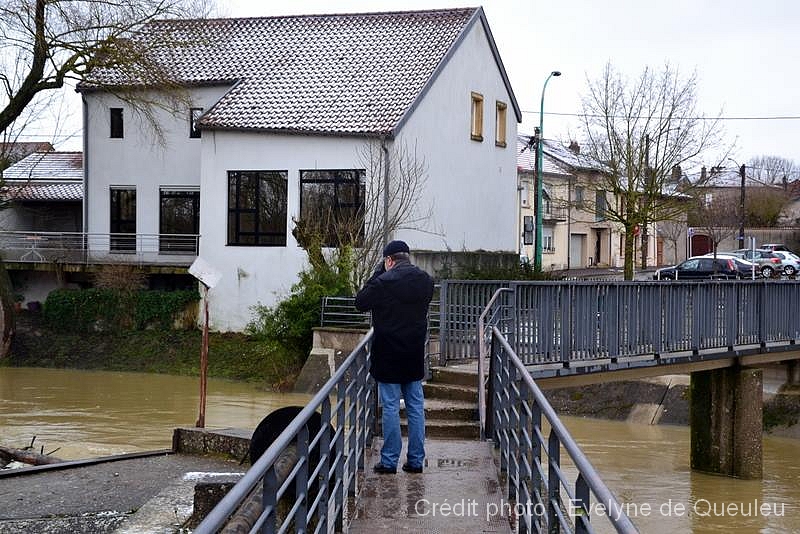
top-left (429, 366), bottom-right (479, 388)
top-left (378, 419), bottom-right (481, 440)
top-left (379, 399), bottom-right (477, 422)
top-left (423, 383), bottom-right (478, 403)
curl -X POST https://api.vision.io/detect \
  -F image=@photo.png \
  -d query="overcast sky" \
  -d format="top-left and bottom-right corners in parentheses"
top-left (52, 0), bottom-right (800, 169)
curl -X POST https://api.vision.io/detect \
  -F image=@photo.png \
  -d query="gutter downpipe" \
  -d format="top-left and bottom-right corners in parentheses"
top-left (82, 95), bottom-right (89, 260)
top-left (381, 136), bottom-right (390, 246)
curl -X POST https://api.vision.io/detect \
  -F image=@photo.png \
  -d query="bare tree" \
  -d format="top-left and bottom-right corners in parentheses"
top-left (657, 219), bottom-right (686, 265)
top-left (688, 191), bottom-right (739, 257)
top-left (578, 62), bottom-right (727, 279)
top-left (747, 155), bottom-right (797, 186)
top-left (0, 0), bottom-right (214, 137)
top-left (292, 139), bottom-right (433, 292)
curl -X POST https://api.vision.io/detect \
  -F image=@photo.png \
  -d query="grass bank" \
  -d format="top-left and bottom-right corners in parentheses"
top-left (3, 312), bottom-right (303, 391)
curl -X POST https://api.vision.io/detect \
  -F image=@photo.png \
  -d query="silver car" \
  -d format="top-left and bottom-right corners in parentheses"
top-left (770, 251), bottom-right (800, 276)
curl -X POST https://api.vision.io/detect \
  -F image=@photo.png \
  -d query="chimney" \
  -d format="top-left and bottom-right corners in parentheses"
top-left (568, 141), bottom-right (580, 154)
top-left (671, 165), bottom-right (682, 183)
top-left (700, 166), bottom-right (707, 182)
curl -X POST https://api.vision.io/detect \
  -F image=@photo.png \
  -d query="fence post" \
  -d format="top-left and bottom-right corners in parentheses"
top-left (439, 280), bottom-right (449, 365)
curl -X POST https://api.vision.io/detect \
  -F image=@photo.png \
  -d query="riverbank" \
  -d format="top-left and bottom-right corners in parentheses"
top-left (3, 312), bottom-right (302, 390)
top-left (543, 376), bottom-right (800, 436)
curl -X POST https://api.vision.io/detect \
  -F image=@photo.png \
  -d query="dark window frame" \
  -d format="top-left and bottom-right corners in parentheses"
top-left (159, 189), bottom-right (200, 253)
top-left (189, 107), bottom-right (203, 138)
top-left (110, 108), bottom-right (124, 138)
top-left (299, 169), bottom-right (366, 248)
top-left (227, 170), bottom-right (288, 247)
top-left (110, 187), bottom-right (136, 251)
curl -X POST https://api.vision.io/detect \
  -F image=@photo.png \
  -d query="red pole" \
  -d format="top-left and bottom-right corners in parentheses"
top-left (195, 284), bottom-right (209, 428)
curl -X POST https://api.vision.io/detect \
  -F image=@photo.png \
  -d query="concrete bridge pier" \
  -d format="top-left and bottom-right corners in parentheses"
top-left (689, 366), bottom-right (763, 479)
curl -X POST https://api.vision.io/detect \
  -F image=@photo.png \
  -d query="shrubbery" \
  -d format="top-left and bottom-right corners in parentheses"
top-left (44, 288), bottom-right (199, 331)
top-left (247, 248), bottom-right (354, 361)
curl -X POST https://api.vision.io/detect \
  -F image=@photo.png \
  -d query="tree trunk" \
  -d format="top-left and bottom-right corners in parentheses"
top-left (640, 225), bottom-right (649, 269)
top-left (623, 228), bottom-right (636, 280)
top-left (0, 259), bottom-right (15, 358)
top-left (0, 445), bottom-right (63, 466)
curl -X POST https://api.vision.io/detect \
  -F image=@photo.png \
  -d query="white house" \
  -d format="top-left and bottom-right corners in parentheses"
top-left (78, 8), bottom-right (520, 331)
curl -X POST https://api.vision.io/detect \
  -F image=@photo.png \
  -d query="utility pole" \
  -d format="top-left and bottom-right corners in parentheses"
top-left (738, 164), bottom-right (746, 248)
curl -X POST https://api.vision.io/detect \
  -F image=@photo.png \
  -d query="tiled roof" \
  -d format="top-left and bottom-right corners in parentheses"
top-left (4, 182), bottom-right (83, 201)
top-left (2, 151), bottom-right (82, 181)
top-left (517, 135), bottom-right (605, 175)
top-left (2, 151), bottom-right (83, 201)
top-left (80, 8), bottom-right (520, 136)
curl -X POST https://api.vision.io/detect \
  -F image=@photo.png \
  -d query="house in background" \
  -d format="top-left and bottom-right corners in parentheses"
top-left (0, 142), bottom-right (54, 170)
top-left (0, 151), bottom-right (83, 233)
top-left (0, 150), bottom-right (83, 304)
top-left (516, 136), bottom-right (656, 270)
top-left (76, 7), bottom-right (520, 331)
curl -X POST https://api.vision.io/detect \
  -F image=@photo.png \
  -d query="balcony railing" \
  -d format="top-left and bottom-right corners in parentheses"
top-left (0, 231), bottom-right (199, 267)
top-left (542, 206), bottom-right (567, 221)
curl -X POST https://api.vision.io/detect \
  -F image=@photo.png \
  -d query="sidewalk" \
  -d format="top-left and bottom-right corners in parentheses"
top-left (349, 438), bottom-right (512, 533)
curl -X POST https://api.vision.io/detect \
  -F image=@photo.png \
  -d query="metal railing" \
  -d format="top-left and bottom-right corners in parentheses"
top-left (195, 330), bottom-right (376, 534)
top-left (441, 279), bottom-right (800, 367)
top-left (488, 327), bottom-right (638, 533)
top-left (477, 287), bottom-right (512, 440)
top-left (0, 230), bottom-right (199, 266)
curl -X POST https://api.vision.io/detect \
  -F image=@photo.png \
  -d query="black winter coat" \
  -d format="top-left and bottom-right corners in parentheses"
top-left (354, 260), bottom-right (434, 383)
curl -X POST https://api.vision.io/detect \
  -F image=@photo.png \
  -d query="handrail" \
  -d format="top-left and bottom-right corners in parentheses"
top-left (477, 287), bottom-right (512, 440)
top-left (195, 329), bottom-right (376, 533)
top-left (491, 325), bottom-right (639, 533)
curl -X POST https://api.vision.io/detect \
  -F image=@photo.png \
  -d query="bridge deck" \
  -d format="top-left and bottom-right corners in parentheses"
top-left (350, 438), bottom-right (512, 533)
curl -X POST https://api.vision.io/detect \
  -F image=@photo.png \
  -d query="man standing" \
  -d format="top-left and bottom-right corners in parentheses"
top-left (355, 240), bottom-right (434, 474)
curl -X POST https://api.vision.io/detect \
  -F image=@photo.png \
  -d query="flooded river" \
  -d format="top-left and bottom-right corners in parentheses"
top-left (1, 367), bottom-right (798, 532)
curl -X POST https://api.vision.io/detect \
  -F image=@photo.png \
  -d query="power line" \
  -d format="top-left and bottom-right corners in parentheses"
top-left (522, 110), bottom-right (800, 121)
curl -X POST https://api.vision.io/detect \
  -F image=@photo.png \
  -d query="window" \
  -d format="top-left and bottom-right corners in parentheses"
top-left (595, 190), bottom-right (607, 221)
top-left (470, 92), bottom-right (484, 141)
top-left (543, 226), bottom-right (555, 253)
top-left (300, 169), bottom-right (365, 247)
top-left (190, 108), bottom-right (203, 138)
top-left (160, 189), bottom-right (200, 253)
top-left (110, 188), bottom-right (136, 251)
top-left (227, 171), bottom-right (287, 246)
top-left (110, 108), bottom-right (124, 138)
top-left (520, 179), bottom-right (529, 207)
top-left (574, 185), bottom-right (584, 205)
top-left (523, 216), bottom-right (534, 245)
top-left (495, 101), bottom-right (507, 147)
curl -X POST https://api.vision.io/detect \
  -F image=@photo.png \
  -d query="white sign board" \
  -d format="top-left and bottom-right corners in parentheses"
top-left (189, 257), bottom-right (222, 289)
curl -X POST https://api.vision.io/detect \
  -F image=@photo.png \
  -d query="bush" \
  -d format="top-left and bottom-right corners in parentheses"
top-left (247, 249), bottom-right (353, 361)
top-left (44, 288), bottom-right (199, 331)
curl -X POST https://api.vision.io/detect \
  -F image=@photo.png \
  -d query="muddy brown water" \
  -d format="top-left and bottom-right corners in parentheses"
top-left (1, 367), bottom-right (798, 532)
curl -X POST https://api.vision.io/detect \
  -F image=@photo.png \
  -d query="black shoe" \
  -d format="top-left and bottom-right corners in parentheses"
top-left (373, 462), bottom-right (396, 474)
top-left (402, 463), bottom-right (423, 473)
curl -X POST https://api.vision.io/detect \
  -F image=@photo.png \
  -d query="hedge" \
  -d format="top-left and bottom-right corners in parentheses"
top-left (44, 288), bottom-right (200, 331)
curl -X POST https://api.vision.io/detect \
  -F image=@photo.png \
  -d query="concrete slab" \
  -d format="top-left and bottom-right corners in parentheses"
top-left (349, 438), bottom-right (512, 533)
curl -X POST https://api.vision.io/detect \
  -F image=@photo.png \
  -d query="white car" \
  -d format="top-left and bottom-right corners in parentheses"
top-left (770, 251), bottom-right (800, 276)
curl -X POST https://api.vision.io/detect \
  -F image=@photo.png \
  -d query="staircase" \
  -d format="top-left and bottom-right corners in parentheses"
top-left (379, 364), bottom-right (480, 439)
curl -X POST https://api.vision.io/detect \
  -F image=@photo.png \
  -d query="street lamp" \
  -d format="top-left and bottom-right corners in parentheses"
top-left (534, 70), bottom-right (561, 272)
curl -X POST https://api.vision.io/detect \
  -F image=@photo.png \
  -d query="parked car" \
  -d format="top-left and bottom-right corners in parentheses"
top-left (770, 250), bottom-right (800, 276)
top-left (760, 243), bottom-right (791, 252)
top-left (653, 256), bottom-right (746, 280)
top-left (728, 249), bottom-right (783, 278)
top-left (700, 253), bottom-right (761, 279)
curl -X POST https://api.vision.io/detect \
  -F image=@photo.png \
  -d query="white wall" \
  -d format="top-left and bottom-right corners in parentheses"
top-left (393, 20), bottom-right (518, 252)
top-left (84, 86), bottom-right (229, 241)
top-left (199, 131), bottom-right (367, 331)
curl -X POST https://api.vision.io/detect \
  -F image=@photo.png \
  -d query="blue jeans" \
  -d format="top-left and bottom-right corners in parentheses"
top-left (378, 380), bottom-right (425, 469)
